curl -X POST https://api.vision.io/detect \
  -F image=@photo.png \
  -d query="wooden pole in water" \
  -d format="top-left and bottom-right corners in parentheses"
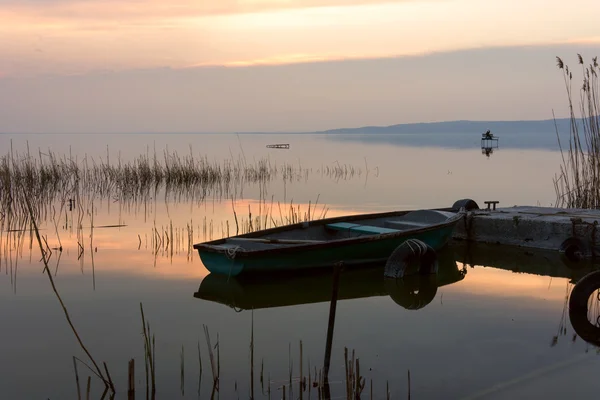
top-left (128, 359), bottom-right (135, 400)
top-left (322, 262), bottom-right (342, 398)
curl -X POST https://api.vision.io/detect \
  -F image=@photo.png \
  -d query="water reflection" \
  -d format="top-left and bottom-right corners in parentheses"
top-left (452, 242), bottom-right (598, 283)
top-left (482, 147), bottom-right (495, 158)
top-left (324, 128), bottom-right (569, 151)
top-left (194, 249), bottom-right (466, 311)
top-left (195, 242), bottom-right (598, 313)
top-left (191, 242), bottom-right (600, 399)
top-left (2, 133), bottom-right (599, 398)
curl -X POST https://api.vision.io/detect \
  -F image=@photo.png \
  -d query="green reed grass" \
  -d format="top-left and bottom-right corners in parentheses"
top-left (554, 55), bottom-right (600, 208)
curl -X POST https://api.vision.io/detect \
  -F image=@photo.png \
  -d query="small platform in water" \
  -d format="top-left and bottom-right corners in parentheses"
top-left (266, 144), bottom-right (290, 149)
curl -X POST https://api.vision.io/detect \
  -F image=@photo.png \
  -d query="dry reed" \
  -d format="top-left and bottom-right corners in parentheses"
top-left (554, 55), bottom-right (600, 208)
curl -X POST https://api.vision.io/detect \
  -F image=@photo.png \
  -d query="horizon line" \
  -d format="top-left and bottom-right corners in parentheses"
top-left (0, 117), bottom-right (577, 136)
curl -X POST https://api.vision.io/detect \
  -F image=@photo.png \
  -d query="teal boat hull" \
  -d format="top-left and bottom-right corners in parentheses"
top-left (196, 213), bottom-right (460, 276)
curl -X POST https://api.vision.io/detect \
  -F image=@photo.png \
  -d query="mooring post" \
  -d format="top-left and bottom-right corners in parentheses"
top-left (128, 358), bottom-right (135, 400)
top-left (323, 262), bottom-right (342, 381)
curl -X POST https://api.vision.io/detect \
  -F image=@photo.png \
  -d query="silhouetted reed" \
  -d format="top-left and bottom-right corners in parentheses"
top-left (235, 196), bottom-right (329, 235)
top-left (20, 183), bottom-right (116, 397)
top-left (554, 55), bottom-right (600, 208)
top-left (0, 145), bottom-right (364, 230)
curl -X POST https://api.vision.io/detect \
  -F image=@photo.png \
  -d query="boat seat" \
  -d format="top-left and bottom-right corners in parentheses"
top-left (384, 220), bottom-right (429, 230)
top-left (326, 222), bottom-right (400, 235)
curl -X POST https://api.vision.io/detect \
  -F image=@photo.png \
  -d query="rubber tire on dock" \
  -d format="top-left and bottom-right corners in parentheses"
top-left (568, 270), bottom-right (600, 346)
top-left (451, 199), bottom-right (479, 212)
top-left (385, 274), bottom-right (438, 310)
top-left (560, 237), bottom-right (587, 263)
top-left (384, 239), bottom-right (438, 279)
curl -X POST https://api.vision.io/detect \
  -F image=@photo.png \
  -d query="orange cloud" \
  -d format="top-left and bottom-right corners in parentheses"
top-left (2, 0), bottom-right (599, 77)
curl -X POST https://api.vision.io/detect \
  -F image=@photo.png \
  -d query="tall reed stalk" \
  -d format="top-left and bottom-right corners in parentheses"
top-left (20, 184), bottom-right (115, 395)
top-left (554, 55), bottom-right (600, 208)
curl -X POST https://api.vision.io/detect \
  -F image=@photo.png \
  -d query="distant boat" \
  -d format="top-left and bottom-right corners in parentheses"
top-left (266, 144), bottom-right (290, 149)
top-left (193, 208), bottom-right (464, 277)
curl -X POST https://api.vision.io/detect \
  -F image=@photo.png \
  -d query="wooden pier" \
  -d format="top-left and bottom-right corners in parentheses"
top-left (452, 204), bottom-right (600, 261)
top-left (266, 144), bottom-right (290, 149)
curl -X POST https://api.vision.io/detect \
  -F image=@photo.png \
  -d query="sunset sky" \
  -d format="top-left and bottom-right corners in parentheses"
top-left (1, 0), bottom-right (599, 133)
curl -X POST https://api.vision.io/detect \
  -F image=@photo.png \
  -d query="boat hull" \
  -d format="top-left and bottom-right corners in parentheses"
top-left (197, 221), bottom-right (458, 277)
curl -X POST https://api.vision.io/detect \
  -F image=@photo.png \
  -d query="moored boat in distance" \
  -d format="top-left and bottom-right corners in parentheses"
top-left (193, 206), bottom-right (467, 277)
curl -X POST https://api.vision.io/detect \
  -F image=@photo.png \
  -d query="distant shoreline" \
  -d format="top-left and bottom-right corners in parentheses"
top-left (0, 117), bottom-right (578, 135)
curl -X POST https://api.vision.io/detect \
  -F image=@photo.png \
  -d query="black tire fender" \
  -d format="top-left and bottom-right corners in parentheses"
top-left (560, 237), bottom-right (587, 263)
top-left (384, 239), bottom-right (438, 279)
top-left (569, 271), bottom-right (600, 346)
top-left (451, 199), bottom-right (479, 212)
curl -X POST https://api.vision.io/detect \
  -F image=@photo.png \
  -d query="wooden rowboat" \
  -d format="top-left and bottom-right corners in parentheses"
top-left (193, 207), bottom-right (465, 277)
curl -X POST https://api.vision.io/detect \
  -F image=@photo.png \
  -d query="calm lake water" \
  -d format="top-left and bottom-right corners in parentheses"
top-left (1, 132), bottom-right (600, 399)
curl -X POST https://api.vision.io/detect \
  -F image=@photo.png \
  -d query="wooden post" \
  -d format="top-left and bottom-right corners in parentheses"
top-left (128, 358), bottom-right (135, 400)
top-left (322, 262), bottom-right (342, 388)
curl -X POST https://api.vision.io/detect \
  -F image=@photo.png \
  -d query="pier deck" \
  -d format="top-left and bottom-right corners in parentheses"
top-left (452, 206), bottom-right (600, 259)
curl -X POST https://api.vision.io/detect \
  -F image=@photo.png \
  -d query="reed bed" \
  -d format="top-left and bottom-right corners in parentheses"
top-left (0, 145), bottom-right (363, 233)
top-left (145, 197), bottom-right (329, 259)
top-left (233, 196), bottom-right (329, 236)
top-left (554, 55), bottom-right (600, 208)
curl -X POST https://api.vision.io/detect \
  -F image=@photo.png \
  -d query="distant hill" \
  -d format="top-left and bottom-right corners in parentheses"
top-left (315, 118), bottom-right (574, 135)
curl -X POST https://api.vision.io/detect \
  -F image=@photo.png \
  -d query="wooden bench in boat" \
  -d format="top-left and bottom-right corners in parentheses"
top-left (384, 220), bottom-right (429, 230)
top-left (326, 222), bottom-right (400, 235)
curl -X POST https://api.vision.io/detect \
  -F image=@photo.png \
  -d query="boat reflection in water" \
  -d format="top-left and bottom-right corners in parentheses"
top-left (194, 248), bottom-right (467, 311)
top-left (194, 248), bottom-right (466, 399)
top-left (195, 240), bottom-right (600, 311)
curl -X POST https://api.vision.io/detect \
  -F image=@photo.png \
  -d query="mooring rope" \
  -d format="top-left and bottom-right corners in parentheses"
top-left (225, 245), bottom-right (242, 259)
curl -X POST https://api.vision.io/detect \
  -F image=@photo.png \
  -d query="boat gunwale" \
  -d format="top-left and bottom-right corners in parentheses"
top-left (192, 207), bottom-right (460, 258)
